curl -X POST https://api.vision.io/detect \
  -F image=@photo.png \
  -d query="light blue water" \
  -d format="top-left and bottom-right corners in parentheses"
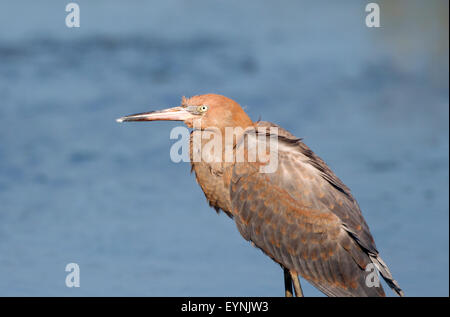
top-left (0, 0), bottom-right (448, 296)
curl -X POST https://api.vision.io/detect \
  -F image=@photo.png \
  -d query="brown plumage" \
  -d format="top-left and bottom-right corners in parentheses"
top-left (117, 94), bottom-right (404, 297)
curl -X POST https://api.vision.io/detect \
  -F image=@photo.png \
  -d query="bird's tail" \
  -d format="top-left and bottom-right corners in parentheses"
top-left (369, 254), bottom-right (404, 296)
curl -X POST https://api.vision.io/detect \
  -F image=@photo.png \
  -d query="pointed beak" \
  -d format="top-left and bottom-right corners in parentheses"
top-left (116, 106), bottom-right (194, 123)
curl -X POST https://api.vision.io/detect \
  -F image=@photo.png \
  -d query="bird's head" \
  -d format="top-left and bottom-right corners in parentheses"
top-left (116, 94), bottom-right (254, 132)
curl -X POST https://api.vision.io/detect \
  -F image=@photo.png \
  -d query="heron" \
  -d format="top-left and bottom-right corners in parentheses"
top-left (117, 94), bottom-right (403, 297)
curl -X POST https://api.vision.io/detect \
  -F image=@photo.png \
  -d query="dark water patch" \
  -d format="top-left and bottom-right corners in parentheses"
top-left (69, 150), bottom-right (98, 164)
top-left (340, 60), bottom-right (417, 92)
top-left (0, 166), bottom-right (25, 183)
top-left (0, 35), bottom-right (259, 84)
top-left (0, 35), bottom-right (226, 62)
top-left (0, 181), bottom-right (7, 193)
top-left (32, 173), bottom-right (48, 185)
top-left (366, 159), bottom-right (400, 173)
top-left (423, 189), bottom-right (436, 201)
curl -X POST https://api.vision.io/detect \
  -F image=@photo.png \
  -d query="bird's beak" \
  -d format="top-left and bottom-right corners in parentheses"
top-left (116, 106), bottom-right (194, 123)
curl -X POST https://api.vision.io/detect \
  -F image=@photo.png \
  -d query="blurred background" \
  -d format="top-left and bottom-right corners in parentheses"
top-left (0, 0), bottom-right (448, 296)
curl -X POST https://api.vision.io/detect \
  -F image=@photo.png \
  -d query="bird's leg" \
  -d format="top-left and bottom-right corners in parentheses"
top-left (290, 271), bottom-right (304, 297)
top-left (283, 267), bottom-right (294, 297)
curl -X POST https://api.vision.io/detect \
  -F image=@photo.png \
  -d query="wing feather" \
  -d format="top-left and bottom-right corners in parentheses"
top-left (228, 122), bottom-right (403, 296)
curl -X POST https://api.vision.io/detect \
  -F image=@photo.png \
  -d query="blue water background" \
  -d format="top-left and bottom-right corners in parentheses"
top-left (0, 0), bottom-right (448, 296)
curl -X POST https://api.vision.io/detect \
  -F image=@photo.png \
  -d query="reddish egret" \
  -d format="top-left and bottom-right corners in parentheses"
top-left (117, 94), bottom-right (403, 297)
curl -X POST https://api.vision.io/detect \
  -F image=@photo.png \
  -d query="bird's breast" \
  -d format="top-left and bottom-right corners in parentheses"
top-left (189, 131), bottom-right (233, 217)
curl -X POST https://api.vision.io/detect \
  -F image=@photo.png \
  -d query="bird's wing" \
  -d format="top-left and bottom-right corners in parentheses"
top-left (254, 121), bottom-right (377, 252)
top-left (228, 123), bottom-right (402, 296)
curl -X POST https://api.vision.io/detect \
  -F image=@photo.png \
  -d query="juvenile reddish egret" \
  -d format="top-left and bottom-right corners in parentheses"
top-left (117, 94), bottom-right (403, 297)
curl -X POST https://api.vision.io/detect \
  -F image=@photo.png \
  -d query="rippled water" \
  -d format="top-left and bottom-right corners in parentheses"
top-left (0, 0), bottom-right (448, 296)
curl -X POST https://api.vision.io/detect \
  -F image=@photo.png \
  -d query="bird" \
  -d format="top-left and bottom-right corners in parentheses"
top-left (116, 94), bottom-right (404, 297)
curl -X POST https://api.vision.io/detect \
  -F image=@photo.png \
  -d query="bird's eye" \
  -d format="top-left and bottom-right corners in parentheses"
top-left (198, 105), bottom-right (208, 113)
